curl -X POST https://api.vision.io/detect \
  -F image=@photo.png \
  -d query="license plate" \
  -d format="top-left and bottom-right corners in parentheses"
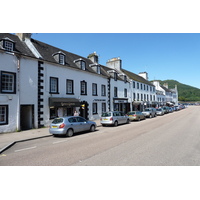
top-left (52, 126), bottom-right (57, 128)
top-left (103, 119), bottom-right (108, 121)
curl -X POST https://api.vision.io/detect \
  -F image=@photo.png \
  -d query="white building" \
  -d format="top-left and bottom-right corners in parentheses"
top-left (0, 33), bottom-right (178, 133)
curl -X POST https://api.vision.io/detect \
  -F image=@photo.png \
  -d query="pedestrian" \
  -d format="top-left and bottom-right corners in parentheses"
top-left (74, 110), bottom-right (79, 116)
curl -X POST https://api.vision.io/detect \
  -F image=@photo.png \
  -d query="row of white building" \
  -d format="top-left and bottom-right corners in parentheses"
top-left (0, 33), bottom-right (178, 133)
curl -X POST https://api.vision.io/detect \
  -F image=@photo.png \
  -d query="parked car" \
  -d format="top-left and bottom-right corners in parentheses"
top-left (49, 116), bottom-right (96, 137)
top-left (100, 111), bottom-right (130, 126)
top-left (142, 107), bottom-right (157, 118)
top-left (162, 106), bottom-right (170, 114)
top-left (156, 108), bottom-right (165, 116)
top-left (127, 111), bottom-right (146, 121)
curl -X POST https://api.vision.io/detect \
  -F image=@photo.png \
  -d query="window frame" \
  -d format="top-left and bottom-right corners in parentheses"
top-left (66, 79), bottom-right (74, 94)
top-left (3, 40), bottom-right (14, 52)
top-left (49, 77), bottom-right (59, 94)
top-left (124, 88), bottom-right (127, 97)
top-left (101, 84), bottom-right (106, 96)
top-left (93, 103), bottom-right (98, 114)
top-left (80, 80), bottom-right (87, 95)
top-left (0, 105), bottom-right (8, 125)
top-left (0, 71), bottom-right (16, 94)
top-left (59, 54), bottom-right (65, 65)
top-left (114, 87), bottom-right (118, 97)
top-left (92, 83), bottom-right (98, 96)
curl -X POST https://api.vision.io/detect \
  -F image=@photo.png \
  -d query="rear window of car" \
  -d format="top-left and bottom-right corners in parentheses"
top-left (102, 112), bottom-right (111, 117)
top-left (144, 108), bottom-right (151, 111)
top-left (52, 118), bottom-right (63, 124)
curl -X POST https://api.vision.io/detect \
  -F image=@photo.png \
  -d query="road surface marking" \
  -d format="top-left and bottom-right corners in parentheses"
top-left (0, 154), bottom-right (6, 157)
top-left (15, 146), bottom-right (37, 152)
top-left (53, 139), bottom-right (69, 144)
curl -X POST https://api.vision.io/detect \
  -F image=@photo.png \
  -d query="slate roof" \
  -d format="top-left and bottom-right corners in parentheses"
top-left (0, 33), bottom-right (35, 57)
top-left (30, 38), bottom-right (109, 77)
top-left (121, 69), bottom-right (155, 86)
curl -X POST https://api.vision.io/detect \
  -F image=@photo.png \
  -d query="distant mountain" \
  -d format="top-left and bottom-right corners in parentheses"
top-left (153, 79), bottom-right (200, 101)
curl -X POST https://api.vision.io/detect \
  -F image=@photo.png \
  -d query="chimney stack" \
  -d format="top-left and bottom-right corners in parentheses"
top-left (16, 33), bottom-right (32, 41)
top-left (87, 52), bottom-right (99, 64)
top-left (106, 57), bottom-right (122, 71)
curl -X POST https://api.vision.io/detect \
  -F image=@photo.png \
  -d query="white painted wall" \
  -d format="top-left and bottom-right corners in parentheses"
top-left (42, 62), bottom-right (109, 126)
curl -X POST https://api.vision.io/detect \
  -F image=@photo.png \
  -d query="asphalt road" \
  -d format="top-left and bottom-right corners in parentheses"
top-left (1, 106), bottom-right (200, 166)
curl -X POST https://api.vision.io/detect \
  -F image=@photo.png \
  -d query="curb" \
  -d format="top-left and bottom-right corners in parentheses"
top-left (0, 135), bottom-right (52, 154)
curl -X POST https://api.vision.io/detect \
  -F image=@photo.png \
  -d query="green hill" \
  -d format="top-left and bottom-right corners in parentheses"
top-left (153, 79), bottom-right (200, 101)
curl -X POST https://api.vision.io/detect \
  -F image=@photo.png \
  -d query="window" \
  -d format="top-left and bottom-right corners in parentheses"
top-left (133, 81), bottom-right (135, 88)
top-left (124, 88), bottom-right (127, 97)
top-left (102, 103), bottom-right (106, 113)
top-left (1, 71), bottom-right (16, 93)
top-left (137, 93), bottom-right (139, 101)
top-left (101, 85), bottom-right (106, 96)
top-left (114, 87), bottom-right (118, 97)
top-left (81, 61), bottom-right (86, 70)
top-left (4, 41), bottom-right (14, 51)
top-left (66, 79), bottom-right (74, 94)
top-left (92, 83), bottom-right (97, 96)
top-left (75, 59), bottom-right (86, 70)
top-left (59, 54), bottom-right (65, 65)
top-left (114, 72), bottom-right (117, 81)
top-left (141, 83), bottom-right (143, 90)
top-left (141, 94), bottom-right (143, 101)
top-left (80, 81), bottom-right (87, 95)
top-left (52, 51), bottom-right (66, 65)
top-left (0, 105), bottom-right (8, 125)
top-left (50, 77), bottom-right (59, 93)
top-left (93, 103), bottom-right (97, 114)
top-left (137, 83), bottom-right (139, 89)
top-left (133, 93), bottom-right (136, 100)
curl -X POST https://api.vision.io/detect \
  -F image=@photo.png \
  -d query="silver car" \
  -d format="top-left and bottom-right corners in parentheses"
top-left (49, 116), bottom-right (96, 137)
top-left (142, 107), bottom-right (157, 118)
top-left (156, 108), bottom-right (165, 116)
top-left (100, 111), bottom-right (130, 126)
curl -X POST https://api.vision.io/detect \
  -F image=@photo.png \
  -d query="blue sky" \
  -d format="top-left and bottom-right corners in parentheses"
top-left (32, 33), bottom-right (200, 89)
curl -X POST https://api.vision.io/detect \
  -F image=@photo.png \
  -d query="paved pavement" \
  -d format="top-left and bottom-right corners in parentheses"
top-left (0, 119), bottom-right (101, 154)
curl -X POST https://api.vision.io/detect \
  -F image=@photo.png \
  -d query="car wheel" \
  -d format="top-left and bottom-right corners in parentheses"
top-left (66, 129), bottom-right (73, 137)
top-left (90, 125), bottom-right (95, 132)
top-left (126, 119), bottom-right (130, 124)
top-left (114, 121), bottom-right (118, 127)
top-left (149, 114), bottom-right (152, 118)
top-left (138, 117), bottom-right (140, 121)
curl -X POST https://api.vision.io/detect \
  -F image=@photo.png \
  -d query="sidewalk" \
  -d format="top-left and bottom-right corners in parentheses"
top-left (0, 119), bottom-right (101, 154)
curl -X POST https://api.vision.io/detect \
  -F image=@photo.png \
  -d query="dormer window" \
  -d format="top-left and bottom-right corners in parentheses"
top-left (1, 38), bottom-right (15, 52)
top-left (52, 51), bottom-right (66, 65)
top-left (59, 54), bottom-right (65, 65)
top-left (124, 75), bottom-right (127, 83)
top-left (90, 64), bottom-right (101, 74)
top-left (74, 59), bottom-right (86, 70)
top-left (114, 72), bottom-right (117, 81)
top-left (4, 41), bottom-right (13, 51)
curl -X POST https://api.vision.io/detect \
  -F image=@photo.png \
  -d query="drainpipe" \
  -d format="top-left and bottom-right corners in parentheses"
top-left (15, 54), bottom-right (21, 131)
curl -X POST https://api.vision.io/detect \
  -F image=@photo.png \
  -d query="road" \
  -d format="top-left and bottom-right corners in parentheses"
top-left (1, 106), bottom-right (200, 166)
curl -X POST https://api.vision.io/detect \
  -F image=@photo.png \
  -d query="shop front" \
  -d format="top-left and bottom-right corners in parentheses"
top-left (49, 97), bottom-right (80, 119)
top-left (113, 98), bottom-right (130, 113)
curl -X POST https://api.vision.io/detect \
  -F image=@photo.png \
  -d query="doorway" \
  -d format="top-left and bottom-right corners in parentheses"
top-left (20, 105), bottom-right (34, 130)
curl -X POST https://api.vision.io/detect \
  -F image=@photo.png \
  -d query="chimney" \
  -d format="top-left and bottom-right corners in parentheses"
top-left (87, 52), bottom-right (99, 64)
top-left (138, 72), bottom-right (148, 80)
top-left (106, 57), bottom-right (122, 71)
top-left (16, 33), bottom-right (32, 41)
top-left (163, 83), bottom-right (168, 89)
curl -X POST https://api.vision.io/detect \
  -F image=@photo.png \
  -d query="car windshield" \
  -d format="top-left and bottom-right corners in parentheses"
top-left (157, 109), bottom-right (162, 111)
top-left (52, 118), bottom-right (63, 124)
top-left (102, 112), bottom-right (111, 117)
top-left (144, 108), bottom-right (151, 111)
top-left (127, 112), bottom-right (135, 115)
